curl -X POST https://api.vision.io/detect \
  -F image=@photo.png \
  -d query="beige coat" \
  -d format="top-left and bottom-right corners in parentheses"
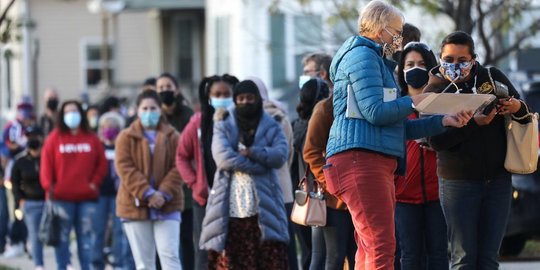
top-left (115, 119), bottom-right (184, 219)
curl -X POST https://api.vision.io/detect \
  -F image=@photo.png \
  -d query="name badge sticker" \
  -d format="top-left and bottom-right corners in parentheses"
top-left (383, 87), bottom-right (397, 102)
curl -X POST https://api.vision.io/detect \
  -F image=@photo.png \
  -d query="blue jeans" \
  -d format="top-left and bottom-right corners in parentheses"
top-left (310, 207), bottom-right (356, 270)
top-left (92, 195), bottom-right (131, 270)
top-left (54, 200), bottom-right (97, 270)
top-left (285, 202), bottom-right (299, 270)
top-left (439, 177), bottom-right (512, 270)
top-left (24, 200), bottom-right (45, 267)
top-left (395, 201), bottom-right (448, 270)
top-left (0, 186), bottom-right (9, 252)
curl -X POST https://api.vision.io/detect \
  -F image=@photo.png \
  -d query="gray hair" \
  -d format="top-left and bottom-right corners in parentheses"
top-left (98, 111), bottom-right (125, 131)
top-left (358, 0), bottom-right (403, 36)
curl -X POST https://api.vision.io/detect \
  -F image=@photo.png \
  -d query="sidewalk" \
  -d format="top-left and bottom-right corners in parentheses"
top-left (0, 246), bottom-right (83, 270)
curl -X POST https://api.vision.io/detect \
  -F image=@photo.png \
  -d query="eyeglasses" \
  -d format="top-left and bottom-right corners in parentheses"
top-left (386, 26), bottom-right (403, 37)
top-left (303, 69), bottom-right (320, 75)
top-left (403, 42), bottom-right (432, 52)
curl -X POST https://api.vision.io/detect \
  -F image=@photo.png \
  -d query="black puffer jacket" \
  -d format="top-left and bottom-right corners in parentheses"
top-left (11, 153), bottom-right (46, 207)
top-left (424, 63), bottom-right (529, 180)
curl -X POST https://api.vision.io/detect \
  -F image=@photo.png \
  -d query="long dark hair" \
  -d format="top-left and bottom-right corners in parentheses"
top-left (199, 74), bottom-right (239, 186)
top-left (296, 78), bottom-right (329, 119)
top-left (57, 100), bottom-right (91, 133)
top-left (397, 42), bottom-right (438, 96)
top-left (158, 72), bottom-right (185, 104)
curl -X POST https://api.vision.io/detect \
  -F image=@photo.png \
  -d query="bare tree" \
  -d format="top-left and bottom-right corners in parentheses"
top-left (278, 0), bottom-right (540, 66)
top-left (390, 0), bottom-right (540, 65)
top-left (0, 0), bottom-right (17, 43)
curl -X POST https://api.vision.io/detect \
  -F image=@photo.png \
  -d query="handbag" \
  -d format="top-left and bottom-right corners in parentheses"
top-left (487, 68), bottom-right (539, 174)
top-left (290, 163), bottom-right (326, 227)
top-left (503, 108), bottom-right (539, 174)
top-left (38, 183), bottom-right (62, 246)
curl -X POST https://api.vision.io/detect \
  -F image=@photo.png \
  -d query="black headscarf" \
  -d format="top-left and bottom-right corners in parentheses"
top-left (233, 80), bottom-right (264, 147)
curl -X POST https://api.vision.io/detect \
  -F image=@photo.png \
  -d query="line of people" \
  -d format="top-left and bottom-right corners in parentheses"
top-left (0, 1), bottom-right (533, 270)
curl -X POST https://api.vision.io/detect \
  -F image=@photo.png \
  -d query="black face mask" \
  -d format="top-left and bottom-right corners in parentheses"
top-left (236, 103), bottom-right (260, 117)
top-left (159, 91), bottom-right (176, 106)
top-left (27, 139), bottom-right (42, 150)
top-left (46, 98), bottom-right (59, 111)
top-left (404, 67), bottom-right (429, 89)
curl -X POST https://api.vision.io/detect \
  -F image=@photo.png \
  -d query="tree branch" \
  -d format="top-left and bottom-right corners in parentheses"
top-left (331, 0), bottom-right (356, 35)
top-left (489, 19), bottom-right (540, 65)
top-left (476, 0), bottom-right (492, 63)
top-left (0, 0), bottom-right (16, 27)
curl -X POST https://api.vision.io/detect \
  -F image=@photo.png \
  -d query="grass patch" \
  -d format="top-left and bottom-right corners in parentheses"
top-left (520, 239), bottom-right (540, 257)
top-left (0, 265), bottom-right (19, 270)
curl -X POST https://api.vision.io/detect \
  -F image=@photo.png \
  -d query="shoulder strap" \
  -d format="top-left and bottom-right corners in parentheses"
top-left (489, 67), bottom-right (532, 121)
top-left (487, 67), bottom-right (496, 91)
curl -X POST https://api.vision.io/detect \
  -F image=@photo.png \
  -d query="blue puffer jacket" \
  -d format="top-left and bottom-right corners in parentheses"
top-left (326, 35), bottom-right (446, 162)
top-left (199, 108), bottom-right (290, 252)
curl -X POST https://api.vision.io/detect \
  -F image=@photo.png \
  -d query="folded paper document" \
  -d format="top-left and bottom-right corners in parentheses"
top-left (415, 93), bottom-right (496, 115)
top-left (346, 85), bottom-right (399, 119)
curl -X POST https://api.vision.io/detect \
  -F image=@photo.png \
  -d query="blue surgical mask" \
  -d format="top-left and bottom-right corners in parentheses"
top-left (404, 67), bottom-right (428, 89)
top-left (210, 97), bottom-right (233, 109)
top-left (139, 111), bottom-right (161, 128)
top-left (298, 75), bottom-right (312, 88)
top-left (64, 112), bottom-right (81, 129)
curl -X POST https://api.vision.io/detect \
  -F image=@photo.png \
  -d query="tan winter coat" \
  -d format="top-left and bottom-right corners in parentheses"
top-left (115, 119), bottom-right (184, 219)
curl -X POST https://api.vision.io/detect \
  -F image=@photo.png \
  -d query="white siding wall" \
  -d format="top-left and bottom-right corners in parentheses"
top-left (29, 0), bottom-right (151, 113)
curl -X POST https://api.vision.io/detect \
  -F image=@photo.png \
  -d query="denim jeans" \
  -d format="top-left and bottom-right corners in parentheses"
top-left (310, 226), bottom-right (325, 270)
top-left (192, 201), bottom-right (208, 270)
top-left (0, 186), bottom-right (9, 252)
top-left (294, 221), bottom-right (312, 270)
top-left (54, 200), bottom-right (98, 270)
top-left (395, 201), bottom-right (448, 270)
top-left (310, 207), bottom-right (356, 270)
top-left (285, 202), bottom-right (299, 270)
top-left (92, 195), bottom-right (131, 270)
top-left (439, 177), bottom-right (512, 270)
top-left (23, 200), bottom-right (45, 267)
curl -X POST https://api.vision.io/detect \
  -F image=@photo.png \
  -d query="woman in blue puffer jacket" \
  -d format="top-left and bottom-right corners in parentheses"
top-left (199, 80), bottom-right (289, 270)
top-left (321, 1), bottom-right (472, 269)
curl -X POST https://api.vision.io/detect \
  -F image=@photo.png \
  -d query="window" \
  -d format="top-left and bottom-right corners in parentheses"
top-left (177, 19), bottom-right (194, 82)
top-left (270, 13), bottom-right (286, 88)
top-left (294, 15), bottom-right (322, 77)
top-left (216, 16), bottom-right (230, 74)
top-left (81, 41), bottom-right (114, 88)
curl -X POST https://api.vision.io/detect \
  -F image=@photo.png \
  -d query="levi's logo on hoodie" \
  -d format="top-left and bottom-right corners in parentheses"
top-left (59, 143), bottom-right (92, 153)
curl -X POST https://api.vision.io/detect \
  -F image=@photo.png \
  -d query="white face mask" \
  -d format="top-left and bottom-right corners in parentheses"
top-left (298, 75), bottom-right (312, 88)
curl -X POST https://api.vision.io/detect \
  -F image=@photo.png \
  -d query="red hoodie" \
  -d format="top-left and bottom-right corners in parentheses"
top-left (394, 113), bottom-right (439, 204)
top-left (40, 128), bottom-right (107, 201)
top-left (176, 113), bottom-right (209, 206)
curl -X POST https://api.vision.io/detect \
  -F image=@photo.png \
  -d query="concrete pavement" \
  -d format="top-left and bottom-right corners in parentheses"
top-left (1, 246), bottom-right (540, 269)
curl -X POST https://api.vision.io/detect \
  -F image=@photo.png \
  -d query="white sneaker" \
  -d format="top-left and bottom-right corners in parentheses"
top-left (2, 243), bottom-right (25, 258)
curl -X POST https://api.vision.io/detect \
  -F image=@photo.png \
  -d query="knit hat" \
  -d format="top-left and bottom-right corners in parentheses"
top-left (16, 96), bottom-right (34, 120)
top-left (233, 80), bottom-right (261, 104)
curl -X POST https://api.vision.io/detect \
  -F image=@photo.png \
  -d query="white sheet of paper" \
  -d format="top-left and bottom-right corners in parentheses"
top-left (415, 93), bottom-right (496, 115)
top-left (346, 84), bottom-right (364, 119)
